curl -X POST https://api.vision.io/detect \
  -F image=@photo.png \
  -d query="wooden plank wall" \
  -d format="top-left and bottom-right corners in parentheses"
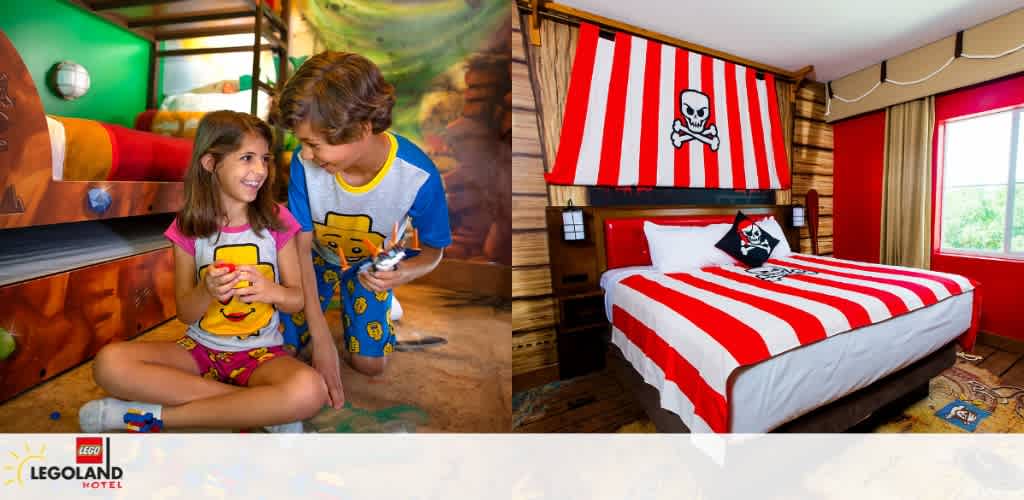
top-left (511, 11), bottom-right (559, 390)
top-left (532, 18), bottom-right (587, 207)
top-left (791, 83), bottom-right (834, 255)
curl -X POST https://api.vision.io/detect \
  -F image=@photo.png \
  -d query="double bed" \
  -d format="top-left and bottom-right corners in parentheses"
top-left (549, 205), bottom-right (980, 433)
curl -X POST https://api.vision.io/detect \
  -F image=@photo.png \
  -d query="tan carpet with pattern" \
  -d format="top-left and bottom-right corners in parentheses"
top-left (873, 360), bottom-right (1024, 433)
top-left (514, 360), bottom-right (1024, 433)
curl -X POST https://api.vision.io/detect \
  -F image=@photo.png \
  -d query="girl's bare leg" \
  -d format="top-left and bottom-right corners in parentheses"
top-left (160, 355), bottom-right (327, 428)
top-left (92, 340), bottom-right (241, 405)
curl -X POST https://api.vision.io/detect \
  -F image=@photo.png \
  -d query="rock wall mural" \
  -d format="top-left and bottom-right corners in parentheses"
top-left (297, 0), bottom-right (512, 265)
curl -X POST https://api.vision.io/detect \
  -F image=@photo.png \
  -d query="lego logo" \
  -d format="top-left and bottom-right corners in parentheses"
top-left (78, 445), bottom-right (102, 456)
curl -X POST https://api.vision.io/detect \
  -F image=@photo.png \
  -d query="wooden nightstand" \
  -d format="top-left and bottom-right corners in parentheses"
top-left (555, 290), bottom-right (609, 379)
top-left (545, 207), bottom-right (609, 380)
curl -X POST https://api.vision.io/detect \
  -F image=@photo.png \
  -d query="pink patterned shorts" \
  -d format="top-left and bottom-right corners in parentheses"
top-left (175, 336), bottom-right (290, 387)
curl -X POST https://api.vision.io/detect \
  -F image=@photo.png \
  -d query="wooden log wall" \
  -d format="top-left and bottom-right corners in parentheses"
top-left (532, 18), bottom-right (587, 207)
top-left (791, 83), bottom-right (834, 255)
top-left (512, 11), bottom-right (559, 390)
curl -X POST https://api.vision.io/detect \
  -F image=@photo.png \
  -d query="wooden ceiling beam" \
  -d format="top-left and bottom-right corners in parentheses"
top-left (157, 45), bottom-right (274, 57)
top-left (154, 24), bottom-right (257, 40)
top-left (126, 7), bottom-right (254, 28)
top-left (517, 0), bottom-right (806, 81)
top-left (89, 0), bottom-right (188, 10)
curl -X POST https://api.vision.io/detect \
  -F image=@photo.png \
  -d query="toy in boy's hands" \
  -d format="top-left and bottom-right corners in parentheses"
top-left (336, 218), bottom-right (421, 274)
top-left (368, 220), bottom-right (421, 272)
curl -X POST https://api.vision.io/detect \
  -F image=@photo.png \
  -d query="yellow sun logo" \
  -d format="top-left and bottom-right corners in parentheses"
top-left (4, 442), bottom-right (46, 487)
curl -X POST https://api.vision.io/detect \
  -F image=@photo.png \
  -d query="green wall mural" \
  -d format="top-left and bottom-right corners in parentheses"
top-left (0, 0), bottom-right (150, 127)
top-left (298, 0), bottom-right (512, 265)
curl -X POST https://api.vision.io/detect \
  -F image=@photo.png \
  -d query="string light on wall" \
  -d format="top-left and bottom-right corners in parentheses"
top-left (825, 30), bottom-right (1024, 116)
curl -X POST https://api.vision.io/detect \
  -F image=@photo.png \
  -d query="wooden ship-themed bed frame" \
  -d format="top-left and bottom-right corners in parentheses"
top-left (0, 0), bottom-right (291, 403)
top-left (544, 204), bottom-right (964, 432)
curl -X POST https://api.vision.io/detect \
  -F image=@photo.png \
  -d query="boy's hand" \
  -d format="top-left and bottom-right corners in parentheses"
top-left (358, 268), bottom-right (412, 293)
top-left (204, 262), bottom-right (240, 303)
top-left (234, 265), bottom-right (279, 305)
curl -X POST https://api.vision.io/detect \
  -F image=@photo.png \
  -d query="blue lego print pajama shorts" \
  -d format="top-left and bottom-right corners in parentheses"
top-left (281, 253), bottom-right (396, 357)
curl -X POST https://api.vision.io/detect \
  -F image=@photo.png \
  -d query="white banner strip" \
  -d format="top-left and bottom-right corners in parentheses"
top-left (1, 434), bottom-right (1023, 499)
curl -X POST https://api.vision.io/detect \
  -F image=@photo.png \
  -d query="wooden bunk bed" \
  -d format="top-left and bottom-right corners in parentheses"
top-left (81, 0), bottom-right (292, 116)
top-left (0, 1), bottom-right (292, 404)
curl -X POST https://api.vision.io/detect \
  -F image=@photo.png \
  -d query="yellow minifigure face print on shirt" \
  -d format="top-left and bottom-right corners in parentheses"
top-left (198, 244), bottom-right (275, 337)
top-left (313, 213), bottom-right (385, 264)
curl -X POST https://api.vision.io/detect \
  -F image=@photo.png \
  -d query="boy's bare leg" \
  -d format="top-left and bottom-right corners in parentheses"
top-left (343, 351), bottom-right (387, 377)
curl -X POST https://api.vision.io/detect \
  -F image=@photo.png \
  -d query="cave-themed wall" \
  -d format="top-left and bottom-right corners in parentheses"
top-left (298, 0), bottom-right (512, 264)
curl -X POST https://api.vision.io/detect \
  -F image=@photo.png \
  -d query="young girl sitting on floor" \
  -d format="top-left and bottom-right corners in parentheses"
top-left (79, 110), bottom-right (326, 433)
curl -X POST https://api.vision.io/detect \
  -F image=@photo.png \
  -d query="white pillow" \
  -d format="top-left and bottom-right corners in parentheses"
top-left (757, 216), bottom-right (793, 258)
top-left (644, 221), bottom-right (736, 272)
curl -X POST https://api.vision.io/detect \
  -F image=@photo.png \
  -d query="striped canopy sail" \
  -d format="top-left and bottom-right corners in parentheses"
top-left (546, 23), bottom-right (791, 190)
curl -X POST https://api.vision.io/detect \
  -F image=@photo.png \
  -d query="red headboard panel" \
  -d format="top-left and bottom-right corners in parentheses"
top-left (604, 214), bottom-right (772, 270)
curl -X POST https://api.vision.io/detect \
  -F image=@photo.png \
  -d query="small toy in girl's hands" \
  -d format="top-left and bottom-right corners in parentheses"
top-left (214, 261), bottom-right (249, 288)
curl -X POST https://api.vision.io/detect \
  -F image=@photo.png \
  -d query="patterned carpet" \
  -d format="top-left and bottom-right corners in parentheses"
top-left (513, 358), bottom-right (1024, 433)
top-left (873, 359), bottom-right (1024, 433)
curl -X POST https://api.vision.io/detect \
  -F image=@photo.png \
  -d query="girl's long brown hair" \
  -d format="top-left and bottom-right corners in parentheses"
top-left (177, 110), bottom-right (283, 238)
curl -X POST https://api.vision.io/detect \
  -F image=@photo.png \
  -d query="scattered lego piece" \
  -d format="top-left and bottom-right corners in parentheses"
top-left (50, 411), bottom-right (60, 420)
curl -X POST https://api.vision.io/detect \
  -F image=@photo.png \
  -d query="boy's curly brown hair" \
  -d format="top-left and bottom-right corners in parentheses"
top-left (272, 51), bottom-right (396, 144)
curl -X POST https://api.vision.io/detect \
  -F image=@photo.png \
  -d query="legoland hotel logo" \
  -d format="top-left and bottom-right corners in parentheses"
top-left (4, 437), bottom-right (125, 489)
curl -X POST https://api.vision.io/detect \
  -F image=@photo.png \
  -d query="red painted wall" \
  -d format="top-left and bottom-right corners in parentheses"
top-left (931, 72), bottom-right (1024, 341)
top-left (832, 110), bottom-right (886, 263)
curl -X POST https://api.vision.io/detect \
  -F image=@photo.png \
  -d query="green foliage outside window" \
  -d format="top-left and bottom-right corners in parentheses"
top-left (942, 184), bottom-right (1024, 252)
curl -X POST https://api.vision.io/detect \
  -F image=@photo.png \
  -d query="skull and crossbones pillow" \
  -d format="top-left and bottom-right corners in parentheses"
top-left (714, 211), bottom-right (780, 267)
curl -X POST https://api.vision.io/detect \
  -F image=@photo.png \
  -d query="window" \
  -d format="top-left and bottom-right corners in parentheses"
top-left (939, 108), bottom-right (1024, 255)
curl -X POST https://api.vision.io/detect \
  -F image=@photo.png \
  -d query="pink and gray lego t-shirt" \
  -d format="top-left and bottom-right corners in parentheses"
top-left (164, 204), bottom-right (300, 351)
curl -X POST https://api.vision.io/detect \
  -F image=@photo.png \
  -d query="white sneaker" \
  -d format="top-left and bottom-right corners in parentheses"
top-left (264, 421), bottom-right (304, 433)
top-left (391, 295), bottom-right (404, 322)
top-left (79, 398), bottom-right (163, 433)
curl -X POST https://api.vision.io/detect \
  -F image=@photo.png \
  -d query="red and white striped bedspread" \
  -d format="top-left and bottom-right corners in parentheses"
top-left (608, 254), bottom-right (980, 433)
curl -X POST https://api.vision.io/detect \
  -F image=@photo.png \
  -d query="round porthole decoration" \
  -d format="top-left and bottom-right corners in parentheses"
top-left (50, 61), bottom-right (91, 100)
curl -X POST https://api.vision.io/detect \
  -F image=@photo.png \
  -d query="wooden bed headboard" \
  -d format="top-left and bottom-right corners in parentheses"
top-left (545, 205), bottom-right (798, 296)
top-left (0, 30), bottom-right (183, 230)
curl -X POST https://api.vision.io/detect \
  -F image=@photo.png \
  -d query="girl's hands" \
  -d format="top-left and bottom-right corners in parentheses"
top-left (234, 264), bottom-right (281, 305)
top-left (205, 262), bottom-right (240, 303)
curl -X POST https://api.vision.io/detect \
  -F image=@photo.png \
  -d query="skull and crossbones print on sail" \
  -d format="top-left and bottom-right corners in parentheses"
top-left (670, 90), bottom-right (720, 152)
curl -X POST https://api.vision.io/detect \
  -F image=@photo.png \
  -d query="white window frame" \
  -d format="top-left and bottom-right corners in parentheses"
top-left (938, 107), bottom-right (1024, 259)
